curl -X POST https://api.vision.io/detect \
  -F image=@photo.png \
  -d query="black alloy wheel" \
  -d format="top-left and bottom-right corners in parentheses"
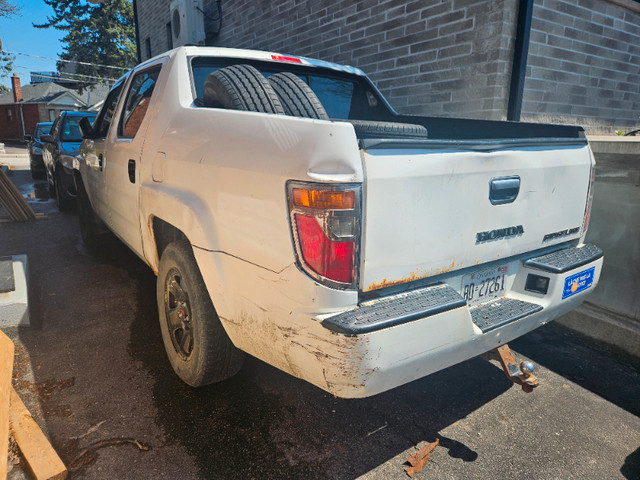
top-left (164, 269), bottom-right (194, 360)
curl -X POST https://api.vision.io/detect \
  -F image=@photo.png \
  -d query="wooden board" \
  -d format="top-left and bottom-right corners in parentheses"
top-left (0, 168), bottom-right (36, 222)
top-left (9, 388), bottom-right (67, 480)
top-left (0, 331), bottom-right (15, 479)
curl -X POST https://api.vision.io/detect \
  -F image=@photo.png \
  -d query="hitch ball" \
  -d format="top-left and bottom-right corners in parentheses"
top-left (520, 361), bottom-right (535, 377)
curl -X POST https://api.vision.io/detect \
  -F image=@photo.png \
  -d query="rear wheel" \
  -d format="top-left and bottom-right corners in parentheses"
top-left (203, 64), bottom-right (284, 114)
top-left (157, 240), bottom-right (244, 387)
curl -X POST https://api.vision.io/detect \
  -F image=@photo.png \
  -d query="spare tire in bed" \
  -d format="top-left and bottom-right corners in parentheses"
top-left (268, 72), bottom-right (329, 120)
top-left (203, 64), bottom-right (284, 114)
top-left (341, 119), bottom-right (428, 139)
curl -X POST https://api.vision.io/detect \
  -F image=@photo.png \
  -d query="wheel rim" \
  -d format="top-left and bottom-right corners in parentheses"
top-left (164, 268), bottom-right (194, 360)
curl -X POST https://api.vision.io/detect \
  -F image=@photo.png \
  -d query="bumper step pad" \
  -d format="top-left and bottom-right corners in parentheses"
top-left (322, 283), bottom-right (466, 334)
top-left (525, 244), bottom-right (602, 274)
top-left (471, 298), bottom-right (542, 333)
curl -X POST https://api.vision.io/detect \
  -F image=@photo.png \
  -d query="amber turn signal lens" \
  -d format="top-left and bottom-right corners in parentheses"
top-left (293, 189), bottom-right (355, 210)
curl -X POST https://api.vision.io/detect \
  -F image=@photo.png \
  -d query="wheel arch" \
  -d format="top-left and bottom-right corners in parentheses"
top-left (151, 216), bottom-right (190, 268)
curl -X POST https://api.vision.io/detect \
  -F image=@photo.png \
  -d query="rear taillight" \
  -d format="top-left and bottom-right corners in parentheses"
top-left (581, 148), bottom-right (596, 236)
top-left (287, 182), bottom-right (361, 289)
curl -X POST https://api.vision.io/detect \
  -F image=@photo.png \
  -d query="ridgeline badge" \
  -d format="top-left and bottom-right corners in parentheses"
top-left (542, 226), bottom-right (580, 242)
top-left (476, 225), bottom-right (524, 244)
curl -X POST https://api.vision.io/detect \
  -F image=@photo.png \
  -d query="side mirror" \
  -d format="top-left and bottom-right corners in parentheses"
top-left (40, 134), bottom-right (54, 143)
top-left (24, 134), bottom-right (32, 142)
top-left (79, 116), bottom-right (93, 139)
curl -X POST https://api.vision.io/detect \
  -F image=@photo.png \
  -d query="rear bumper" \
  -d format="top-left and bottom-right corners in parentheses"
top-left (293, 244), bottom-right (603, 398)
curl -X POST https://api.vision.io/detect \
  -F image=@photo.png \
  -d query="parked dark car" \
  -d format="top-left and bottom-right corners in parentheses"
top-left (24, 122), bottom-right (53, 179)
top-left (42, 111), bottom-right (96, 211)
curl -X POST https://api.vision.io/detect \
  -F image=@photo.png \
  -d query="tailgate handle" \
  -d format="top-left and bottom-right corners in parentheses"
top-left (489, 176), bottom-right (520, 205)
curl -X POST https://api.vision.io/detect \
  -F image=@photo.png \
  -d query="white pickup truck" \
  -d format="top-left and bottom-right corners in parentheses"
top-left (76, 46), bottom-right (603, 398)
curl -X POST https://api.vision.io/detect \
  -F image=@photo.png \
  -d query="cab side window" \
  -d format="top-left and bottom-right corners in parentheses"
top-left (94, 82), bottom-right (125, 139)
top-left (119, 66), bottom-right (161, 138)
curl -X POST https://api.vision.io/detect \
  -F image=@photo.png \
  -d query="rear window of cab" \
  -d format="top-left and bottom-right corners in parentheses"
top-left (189, 56), bottom-right (391, 120)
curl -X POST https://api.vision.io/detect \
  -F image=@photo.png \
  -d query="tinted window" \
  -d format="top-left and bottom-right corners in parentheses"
top-left (119, 66), bottom-right (161, 138)
top-left (190, 57), bottom-right (391, 120)
top-left (35, 124), bottom-right (51, 139)
top-left (61, 115), bottom-right (95, 141)
top-left (94, 82), bottom-right (125, 138)
top-left (309, 77), bottom-right (353, 119)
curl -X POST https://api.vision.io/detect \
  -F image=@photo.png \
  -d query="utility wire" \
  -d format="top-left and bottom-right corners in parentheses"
top-left (1, 50), bottom-right (129, 71)
top-left (14, 65), bottom-right (116, 82)
top-left (9, 70), bottom-right (105, 85)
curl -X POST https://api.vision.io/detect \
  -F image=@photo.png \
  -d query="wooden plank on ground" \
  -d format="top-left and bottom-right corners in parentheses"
top-left (0, 167), bottom-right (36, 222)
top-left (9, 388), bottom-right (68, 480)
top-left (0, 331), bottom-right (15, 479)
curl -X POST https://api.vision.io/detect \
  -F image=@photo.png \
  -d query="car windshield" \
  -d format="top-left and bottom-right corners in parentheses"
top-left (61, 114), bottom-right (95, 141)
top-left (190, 56), bottom-right (392, 120)
top-left (35, 125), bottom-right (51, 139)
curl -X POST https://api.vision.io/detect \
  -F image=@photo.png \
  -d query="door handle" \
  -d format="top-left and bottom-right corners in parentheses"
top-left (98, 153), bottom-right (103, 171)
top-left (128, 159), bottom-right (136, 183)
top-left (489, 176), bottom-right (520, 205)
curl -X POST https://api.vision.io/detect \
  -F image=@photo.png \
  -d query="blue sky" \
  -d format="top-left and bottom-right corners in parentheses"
top-left (0, 0), bottom-right (64, 89)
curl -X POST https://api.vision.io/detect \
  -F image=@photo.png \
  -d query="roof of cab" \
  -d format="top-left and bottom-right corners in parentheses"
top-left (143, 46), bottom-right (366, 77)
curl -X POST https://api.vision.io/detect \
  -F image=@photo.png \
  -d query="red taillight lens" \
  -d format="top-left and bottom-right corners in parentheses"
top-left (288, 182), bottom-right (361, 289)
top-left (295, 214), bottom-right (355, 284)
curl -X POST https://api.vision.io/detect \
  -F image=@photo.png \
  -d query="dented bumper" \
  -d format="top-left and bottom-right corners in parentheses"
top-left (292, 244), bottom-right (603, 398)
top-left (197, 243), bottom-right (603, 399)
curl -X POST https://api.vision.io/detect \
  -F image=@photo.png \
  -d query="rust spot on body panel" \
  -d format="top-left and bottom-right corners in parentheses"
top-left (365, 260), bottom-right (462, 291)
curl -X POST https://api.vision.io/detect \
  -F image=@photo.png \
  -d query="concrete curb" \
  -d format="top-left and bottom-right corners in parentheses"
top-left (587, 135), bottom-right (640, 155)
top-left (557, 301), bottom-right (640, 358)
top-left (0, 255), bottom-right (29, 327)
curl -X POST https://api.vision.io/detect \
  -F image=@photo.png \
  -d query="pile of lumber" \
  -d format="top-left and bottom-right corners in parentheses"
top-left (0, 167), bottom-right (36, 222)
top-left (1, 331), bottom-right (67, 479)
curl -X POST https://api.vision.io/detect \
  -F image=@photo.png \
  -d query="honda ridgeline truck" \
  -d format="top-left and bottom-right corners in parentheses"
top-left (75, 47), bottom-right (603, 398)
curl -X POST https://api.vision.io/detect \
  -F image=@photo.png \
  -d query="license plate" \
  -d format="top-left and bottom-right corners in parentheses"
top-left (562, 267), bottom-right (595, 299)
top-left (461, 265), bottom-right (509, 306)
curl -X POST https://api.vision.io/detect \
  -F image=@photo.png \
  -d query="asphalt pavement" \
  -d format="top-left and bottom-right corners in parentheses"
top-left (1, 150), bottom-right (639, 479)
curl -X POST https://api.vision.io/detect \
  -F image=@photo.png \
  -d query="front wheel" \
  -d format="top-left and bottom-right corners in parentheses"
top-left (76, 176), bottom-right (107, 247)
top-left (157, 240), bottom-right (244, 387)
top-left (54, 170), bottom-right (74, 212)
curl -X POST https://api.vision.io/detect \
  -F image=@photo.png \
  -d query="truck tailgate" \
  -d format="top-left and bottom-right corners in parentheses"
top-left (360, 139), bottom-right (592, 292)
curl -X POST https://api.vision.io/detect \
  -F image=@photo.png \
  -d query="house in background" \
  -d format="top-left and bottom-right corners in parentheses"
top-left (134, 0), bottom-right (640, 134)
top-left (0, 74), bottom-right (108, 142)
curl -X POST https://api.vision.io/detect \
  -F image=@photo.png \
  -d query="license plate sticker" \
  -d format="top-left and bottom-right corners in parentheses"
top-left (562, 267), bottom-right (595, 299)
top-left (461, 265), bottom-right (510, 307)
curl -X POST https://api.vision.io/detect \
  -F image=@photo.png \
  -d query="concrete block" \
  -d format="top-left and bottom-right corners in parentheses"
top-left (0, 255), bottom-right (29, 327)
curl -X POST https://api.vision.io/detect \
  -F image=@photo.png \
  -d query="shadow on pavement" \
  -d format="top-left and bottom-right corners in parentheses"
top-left (621, 446), bottom-right (640, 480)
top-left (511, 322), bottom-right (640, 418)
top-left (128, 258), bottom-right (505, 479)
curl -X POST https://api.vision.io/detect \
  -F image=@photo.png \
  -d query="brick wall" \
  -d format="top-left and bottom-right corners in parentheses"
top-left (135, 0), bottom-right (640, 133)
top-left (0, 105), bottom-right (22, 141)
top-left (522, 0), bottom-right (640, 132)
top-left (0, 103), bottom-right (46, 142)
top-left (137, 0), bottom-right (172, 61)
top-left (211, 0), bottom-right (518, 121)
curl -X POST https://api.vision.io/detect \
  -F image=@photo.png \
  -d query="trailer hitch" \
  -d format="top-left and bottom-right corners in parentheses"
top-left (484, 344), bottom-right (539, 393)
